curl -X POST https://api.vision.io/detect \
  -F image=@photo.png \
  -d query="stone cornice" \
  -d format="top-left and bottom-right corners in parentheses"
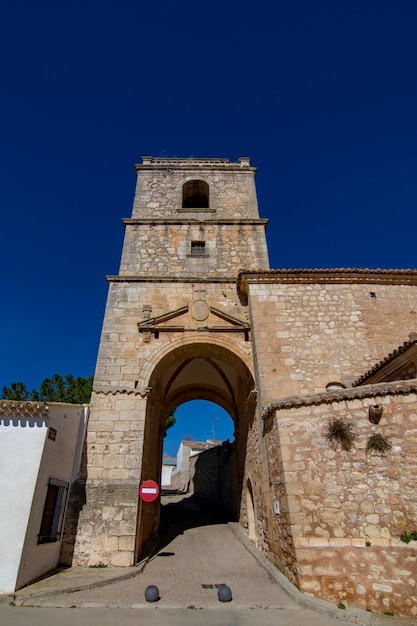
top-left (238, 268), bottom-right (417, 294)
top-left (93, 385), bottom-right (150, 398)
top-left (123, 218), bottom-right (268, 226)
top-left (262, 380), bottom-right (417, 419)
top-left (107, 275), bottom-right (238, 283)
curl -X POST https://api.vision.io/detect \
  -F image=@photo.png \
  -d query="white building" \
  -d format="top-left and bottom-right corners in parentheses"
top-left (0, 400), bottom-right (88, 593)
top-left (161, 454), bottom-right (177, 487)
top-left (170, 440), bottom-right (223, 493)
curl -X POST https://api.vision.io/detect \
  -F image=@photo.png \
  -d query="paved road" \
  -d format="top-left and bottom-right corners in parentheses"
top-left (0, 604), bottom-right (363, 626)
top-left (3, 495), bottom-right (414, 625)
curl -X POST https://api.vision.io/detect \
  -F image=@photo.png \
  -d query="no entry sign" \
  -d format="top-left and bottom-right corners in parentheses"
top-left (139, 480), bottom-right (160, 502)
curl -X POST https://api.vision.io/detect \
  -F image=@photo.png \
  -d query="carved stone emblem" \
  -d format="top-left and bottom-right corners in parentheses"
top-left (191, 299), bottom-right (210, 321)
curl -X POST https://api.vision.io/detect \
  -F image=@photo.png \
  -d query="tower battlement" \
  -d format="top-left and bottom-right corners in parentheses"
top-left (137, 156), bottom-right (253, 169)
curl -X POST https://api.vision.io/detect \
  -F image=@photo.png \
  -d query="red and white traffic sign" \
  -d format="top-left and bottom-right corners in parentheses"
top-left (139, 480), bottom-right (160, 502)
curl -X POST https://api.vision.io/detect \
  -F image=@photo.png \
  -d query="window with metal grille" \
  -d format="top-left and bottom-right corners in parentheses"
top-left (191, 241), bottom-right (206, 256)
top-left (38, 478), bottom-right (69, 544)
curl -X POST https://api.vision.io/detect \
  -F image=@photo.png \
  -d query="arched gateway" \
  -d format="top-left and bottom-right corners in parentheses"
top-left (70, 157), bottom-right (270, 566)
top-left (65, 157), bottom-right (417, 616)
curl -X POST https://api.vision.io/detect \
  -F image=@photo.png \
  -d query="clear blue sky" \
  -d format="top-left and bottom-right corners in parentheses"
top-left (164, 401), bottom-right (234, 458)
top-left (1, 1), bottom-right (417, 452)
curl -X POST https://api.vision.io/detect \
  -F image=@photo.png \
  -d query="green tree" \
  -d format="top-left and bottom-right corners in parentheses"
top-left (38, 374), bottom-right (67, 402)
top-left (2, 381), bottom-right (30, 401)
top-left (163, 412), bottom-right (176, 436)
top-left (2, 375), bottom-right (93, 404)
top-left (38, 374), bottom-right (93, 403)
top-left (63, 375), bottom-right (93, 404)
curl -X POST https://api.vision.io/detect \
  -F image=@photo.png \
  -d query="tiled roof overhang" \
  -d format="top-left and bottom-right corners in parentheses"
top-left (0, 400), bottom-right (49, 419)
top-left (353, 334), bottom-right (417, 386)
top-left (237, 268), bottom-right (417, 295)
top-left (262, 380), bottom-right (417, 420)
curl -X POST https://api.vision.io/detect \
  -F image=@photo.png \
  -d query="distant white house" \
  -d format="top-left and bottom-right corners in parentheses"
top-left (0, 400), bottom-right (88, 593)
top-left (161, 454), bottom-right (177, 487)
top-left (169, 440), bottom-right (223, 492)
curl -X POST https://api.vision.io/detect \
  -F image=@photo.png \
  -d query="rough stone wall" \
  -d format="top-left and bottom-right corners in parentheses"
top-left (239, 409), bottom-right (271, 554)
top-left (69, 391), bottom-right (146, 566)
top-left (121, 158), bottom-right (269, 278)
top-left (264, 387), bottom-right (417, 616)
top-left (93, 281), bottom-right (251, 391)
top-left (259, 414), bottom-right (299, 584)
top-left (132, 161), bottom-right (259, 220)
top-left (119, 222), bottom-right (268, 278)
top-left (192, 441), bottom-right (235, 513)
top-left (170, 466), bottom-right (191, 493)
top-left (247, 280), bottom-right (417, 403)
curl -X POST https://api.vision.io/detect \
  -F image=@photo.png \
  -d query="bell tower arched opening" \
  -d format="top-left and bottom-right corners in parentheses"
top-left (135, 342), bottom-right (256, 561)
top-left (182, 179), bottom-right (209, 208)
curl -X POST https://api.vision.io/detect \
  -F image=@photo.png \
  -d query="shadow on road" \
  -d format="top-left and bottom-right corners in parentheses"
top-left (154, 494), bottom-right (236, 554)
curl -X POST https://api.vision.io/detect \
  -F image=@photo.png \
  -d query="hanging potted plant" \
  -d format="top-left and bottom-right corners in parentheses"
top-left (368, 403), bottom-right (383, 425)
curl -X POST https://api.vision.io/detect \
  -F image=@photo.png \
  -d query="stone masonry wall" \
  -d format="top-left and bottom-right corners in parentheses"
top-left (119, 158), bottom-right (269, 278)
top-left (69, 390), bottom-right (147, 566)
top-left (119, 222), bottom-right (269, 278)
top-left (193, 441), bottom-right (235, 513)
top-left (247, 280), bottom-right (417, 404)
top-left (73, 276), bottom-right (255, 564)
top-left (264, 387), bottom-right (417, 616)
top-left (132, 163), bottom-right (259, 220)
top-left (239, 408), bottom-right (275, 559)
top-left (94, 280), bottom-right (252, 391)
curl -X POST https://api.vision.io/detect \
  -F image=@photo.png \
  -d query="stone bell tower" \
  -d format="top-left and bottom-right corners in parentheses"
top-left (70, 157), bottom-right (269, 566)
top-left (120, 156), bottom-right (268, 279)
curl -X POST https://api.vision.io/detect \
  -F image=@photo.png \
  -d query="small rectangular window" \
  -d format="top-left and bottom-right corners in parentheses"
top-left (191, 241), bottom-right (206, 256)
top-left (38, 478), bottom-right (69, 544)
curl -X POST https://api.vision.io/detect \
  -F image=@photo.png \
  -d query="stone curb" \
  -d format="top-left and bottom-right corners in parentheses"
top-left (11, 559), bottom-right (148, 605)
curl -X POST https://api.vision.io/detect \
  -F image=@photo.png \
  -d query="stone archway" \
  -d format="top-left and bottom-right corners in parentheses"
top-left (68, 156), bottom-right (268, 569)
top-left (134, 341), bottom-right (256, 561)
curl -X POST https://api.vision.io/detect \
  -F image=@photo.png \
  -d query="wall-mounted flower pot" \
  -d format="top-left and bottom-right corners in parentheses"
top-left (368, 404), bottom-right (383, 424)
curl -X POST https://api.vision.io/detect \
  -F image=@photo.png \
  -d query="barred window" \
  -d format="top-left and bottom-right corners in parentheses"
top-left (191, 241), bottom-right (206, 256)
top-left (38, 478), bottom-right (69, 544)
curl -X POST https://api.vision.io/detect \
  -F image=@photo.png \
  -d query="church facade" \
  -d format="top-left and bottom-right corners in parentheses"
top-left (66, 157), bottom-right (417, 616)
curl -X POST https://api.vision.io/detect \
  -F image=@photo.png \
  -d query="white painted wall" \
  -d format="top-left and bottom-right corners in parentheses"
top-left (0, 402), bottom-right (88, 593)
top-left (0, 415), bottom-right (47, 593)
top-left (16, 404), bottom-right (88, 590)
top-left (161, 463), bottom-right (175, 486)
top-left (173, 442), bottom-right (188, 476)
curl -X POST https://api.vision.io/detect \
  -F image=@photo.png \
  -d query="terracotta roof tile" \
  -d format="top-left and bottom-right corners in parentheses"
top-left (0, 400), bottom-right (49, 419)
top-left (353, 333), bottom-right (417, 386)
top-left (262, 379), bottom-right (417, 419)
